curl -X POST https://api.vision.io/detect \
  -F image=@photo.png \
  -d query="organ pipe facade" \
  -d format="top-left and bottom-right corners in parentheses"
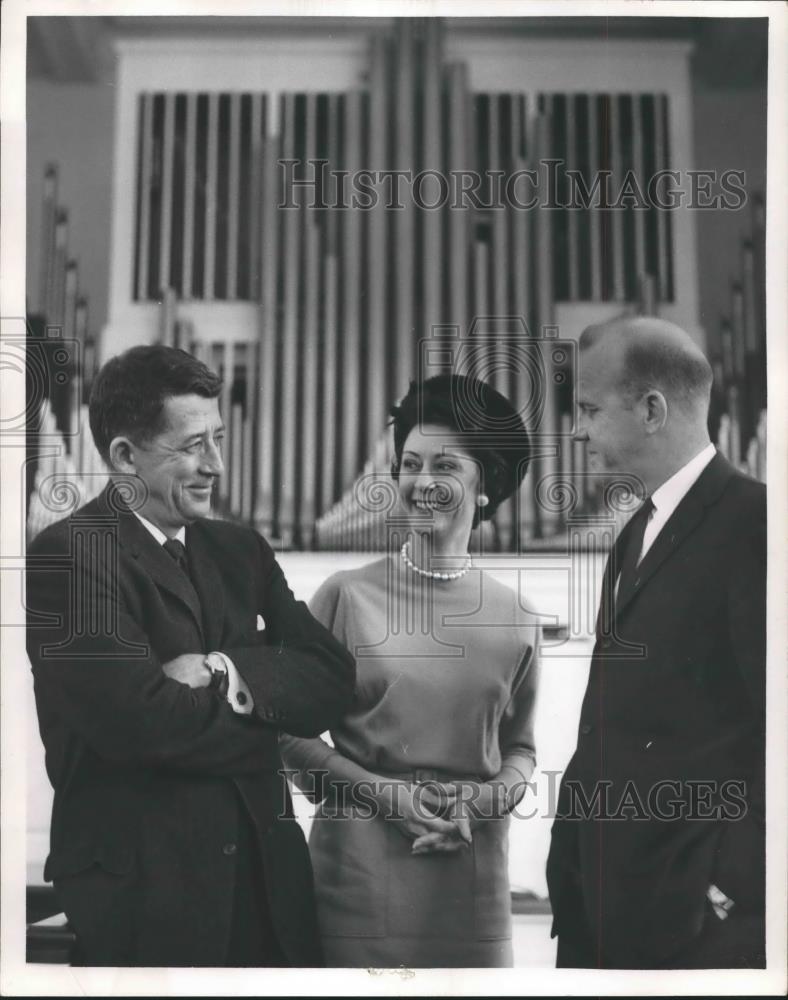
top-left (33, 20), bottom-right (758, 550)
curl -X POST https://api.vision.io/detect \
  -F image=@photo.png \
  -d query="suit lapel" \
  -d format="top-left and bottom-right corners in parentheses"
top-left (107, 486), bottom-right (206, 642)
top-left (596, 522), bottom-right (629, 638)
top-left (184, 523), bottom-right (226, 651)
top-left (614, 451), bottom-right (735, 620)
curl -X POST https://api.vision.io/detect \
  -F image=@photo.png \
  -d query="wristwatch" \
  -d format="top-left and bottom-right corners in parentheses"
top-left (204, 652), bottom-right (229, 695)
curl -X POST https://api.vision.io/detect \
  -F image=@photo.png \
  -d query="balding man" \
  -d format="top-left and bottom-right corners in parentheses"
top-left (547, 316), bottom-right (765, 968)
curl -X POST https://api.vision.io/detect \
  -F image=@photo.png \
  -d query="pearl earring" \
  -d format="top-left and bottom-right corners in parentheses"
top-left (477, 493), bottom-right (490, 508)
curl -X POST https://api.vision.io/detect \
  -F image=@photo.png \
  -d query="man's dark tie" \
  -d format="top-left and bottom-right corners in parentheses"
top-left (162, 537), bottom-right (204, 626)
top-left (163, 537), bottom-right (191, 579)
top-left (162, 537), bottom-right (227, 695)
top-left (616, 496), bottom-right (655, 606)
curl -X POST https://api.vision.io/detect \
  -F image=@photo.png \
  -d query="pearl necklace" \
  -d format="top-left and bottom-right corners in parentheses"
top-left (400, 541), bottom-right (472, 581)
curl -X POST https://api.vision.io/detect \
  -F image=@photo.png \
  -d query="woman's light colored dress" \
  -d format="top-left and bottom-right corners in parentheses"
top-left (281, 555), bottom-right (540, 968)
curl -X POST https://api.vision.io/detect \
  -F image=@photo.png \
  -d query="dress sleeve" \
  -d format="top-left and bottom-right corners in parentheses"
top-left (308, 573), bottom-right (351, 638)
top-left (221, 536), bottom-right (355, 737)
top-left (279, 573), bottom-right (351, 801)
top-left (497, 625), bottom-right (541, 783)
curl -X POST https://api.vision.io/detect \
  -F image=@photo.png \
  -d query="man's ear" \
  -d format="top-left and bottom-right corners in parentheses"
top-left (643, 390), bottom-right (668, 434)
top-left (108, 436), bottom-right (138, 475)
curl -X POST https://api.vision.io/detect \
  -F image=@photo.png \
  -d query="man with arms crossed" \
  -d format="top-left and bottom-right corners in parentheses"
top-left (547, 316), bottom-right (765, 968)
top-left (26, 345), bottom-right (356, 967)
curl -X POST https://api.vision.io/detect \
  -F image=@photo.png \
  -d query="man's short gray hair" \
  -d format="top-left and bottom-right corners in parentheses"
top-left (579, 317), bottom-right (713, 412)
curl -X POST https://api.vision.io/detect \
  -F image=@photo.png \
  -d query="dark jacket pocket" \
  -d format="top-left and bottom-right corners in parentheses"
top-left (45, 843), bottom-right (135, 881)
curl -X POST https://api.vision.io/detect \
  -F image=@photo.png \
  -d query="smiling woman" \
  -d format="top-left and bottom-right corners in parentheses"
top-left (395, 423), bottom-right (482, 569)
top-left (281, 374), bottom-right (541, 968)
top-left (390, 374), bottom-right (529, 529)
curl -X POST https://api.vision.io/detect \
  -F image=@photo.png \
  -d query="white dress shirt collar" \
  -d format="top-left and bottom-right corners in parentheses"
top-left (638, 442), bottom-right (716, 563)
top-left (132, 510), bottom-right (186, 547)
top-left (650, 442), bottom-right (717, 521)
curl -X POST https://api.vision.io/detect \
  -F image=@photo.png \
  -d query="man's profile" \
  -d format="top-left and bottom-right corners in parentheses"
top-left (547, 316), bottom-right (765, 969)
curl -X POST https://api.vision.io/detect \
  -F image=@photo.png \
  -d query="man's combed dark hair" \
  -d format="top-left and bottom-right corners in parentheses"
top-left (89, 345), bottom-right (222, 464)
top-left (389, 374), bottom-right (530, 528)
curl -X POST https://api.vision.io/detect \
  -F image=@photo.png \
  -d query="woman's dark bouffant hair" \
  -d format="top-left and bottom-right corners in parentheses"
top-left (89, 345), bottom-right (222, 465)
top-left (389, 374), bottom-right (531, 528)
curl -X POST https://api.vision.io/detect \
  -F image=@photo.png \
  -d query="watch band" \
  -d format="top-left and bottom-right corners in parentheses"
top-left (204, 654), bottom-right (229, 696)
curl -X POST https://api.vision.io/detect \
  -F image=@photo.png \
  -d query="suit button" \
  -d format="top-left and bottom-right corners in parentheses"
top-left (222, 843), bottom-right (237, 856)
top-left (580, 723), bottom-right (593, 735)
top-left (236, 691), bottom-right (248, 706)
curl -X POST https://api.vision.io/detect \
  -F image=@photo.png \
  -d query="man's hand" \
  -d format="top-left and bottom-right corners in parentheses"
top-left (707, 883), bottom-right (735, 920)
top-left (161, 653), bottom-right (212, 688)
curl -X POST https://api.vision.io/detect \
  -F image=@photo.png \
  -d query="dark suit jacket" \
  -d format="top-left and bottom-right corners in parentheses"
top-left (547, 452), bottom-right (765, 966)
top-left (26, 483), bottom-right (356, 967)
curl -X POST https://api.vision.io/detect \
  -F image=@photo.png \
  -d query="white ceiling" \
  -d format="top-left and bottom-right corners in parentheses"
top-left (26, 16), bottom-right (767, 89)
